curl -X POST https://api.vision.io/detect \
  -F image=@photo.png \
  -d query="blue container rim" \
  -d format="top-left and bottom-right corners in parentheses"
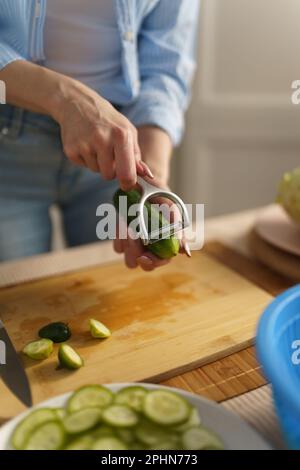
top-left (257, 284), bottom-right (300, 415)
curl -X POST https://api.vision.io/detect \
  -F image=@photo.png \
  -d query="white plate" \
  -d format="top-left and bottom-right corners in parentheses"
top-left (0, 383), bottom-right (271, 450)
top-left (255, 204), bottom-right (300, 256)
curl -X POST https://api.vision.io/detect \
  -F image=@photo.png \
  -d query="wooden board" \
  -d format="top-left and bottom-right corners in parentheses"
top-left (0, 250), bottom-right (272, 419)
top-left (249, 229), bottom-right (300, 282)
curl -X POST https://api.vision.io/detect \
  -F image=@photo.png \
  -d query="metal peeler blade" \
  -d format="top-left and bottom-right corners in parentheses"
top-left (136, 176), bottom-right (190, 247)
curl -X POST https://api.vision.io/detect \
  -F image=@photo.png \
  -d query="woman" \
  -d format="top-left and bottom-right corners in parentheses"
top-left (0, 0), bottom-right (199, 270)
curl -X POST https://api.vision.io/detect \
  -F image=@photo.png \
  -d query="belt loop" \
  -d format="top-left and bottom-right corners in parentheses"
top-left (7, 107), bottom-right (25, 138)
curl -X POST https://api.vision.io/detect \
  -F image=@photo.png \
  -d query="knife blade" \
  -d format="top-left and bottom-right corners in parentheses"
top-left (0, 319), bottom-right (32, 407)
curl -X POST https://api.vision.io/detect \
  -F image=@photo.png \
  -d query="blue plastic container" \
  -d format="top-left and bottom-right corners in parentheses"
top-left (257, 285), bottom-right (300, 449)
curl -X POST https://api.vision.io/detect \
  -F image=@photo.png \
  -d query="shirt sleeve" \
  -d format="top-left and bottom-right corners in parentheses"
top-left (0, 41), bottom-right (26, 70)
top-left (121, 0), bottom-right (200, 146)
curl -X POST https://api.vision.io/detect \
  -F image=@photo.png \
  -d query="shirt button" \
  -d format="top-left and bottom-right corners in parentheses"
top-left (123, 31), bottom-right (135, 42)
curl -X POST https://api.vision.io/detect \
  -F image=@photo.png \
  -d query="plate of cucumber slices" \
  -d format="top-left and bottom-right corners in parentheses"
top-left (0, 383), bottom-right (271, 450)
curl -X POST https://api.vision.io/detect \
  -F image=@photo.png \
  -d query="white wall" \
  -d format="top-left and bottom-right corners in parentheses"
top-left (175, 0), bottom-right (300, 216)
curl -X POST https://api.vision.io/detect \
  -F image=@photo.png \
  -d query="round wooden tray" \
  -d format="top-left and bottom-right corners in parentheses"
top-left (249, 229), bottom-right (300, 282)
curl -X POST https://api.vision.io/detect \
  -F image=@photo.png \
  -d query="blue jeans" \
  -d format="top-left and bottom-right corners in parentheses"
top-left (0, 105), bottom-right (118, 262)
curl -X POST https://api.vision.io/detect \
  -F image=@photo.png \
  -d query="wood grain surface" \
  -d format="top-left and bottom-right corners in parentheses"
top-left (0, 247), bottom-right (272, 420)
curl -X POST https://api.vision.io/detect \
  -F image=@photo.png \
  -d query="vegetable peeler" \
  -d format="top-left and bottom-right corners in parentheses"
top-left (136, 176), bottom-right (190, 247)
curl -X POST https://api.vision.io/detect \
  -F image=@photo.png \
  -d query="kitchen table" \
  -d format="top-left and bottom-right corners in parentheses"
top-left (0, 205), bottom-right (291, 447)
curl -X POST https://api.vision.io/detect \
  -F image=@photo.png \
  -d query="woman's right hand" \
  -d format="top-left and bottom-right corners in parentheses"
top-left (54, 80), bottom-right (151, 190)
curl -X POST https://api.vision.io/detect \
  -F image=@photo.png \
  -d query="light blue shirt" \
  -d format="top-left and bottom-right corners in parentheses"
top-left (0, 0), bottom-right (200, 145)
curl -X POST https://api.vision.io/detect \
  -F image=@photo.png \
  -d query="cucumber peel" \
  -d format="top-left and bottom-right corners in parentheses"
top-left (39, 322), bottom-right (71, 343)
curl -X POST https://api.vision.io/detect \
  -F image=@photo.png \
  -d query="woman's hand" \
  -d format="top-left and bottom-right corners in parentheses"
top-left (113, 126), bottom-right (186, 271)
top-left (55, 81), bottom-right (152, 190)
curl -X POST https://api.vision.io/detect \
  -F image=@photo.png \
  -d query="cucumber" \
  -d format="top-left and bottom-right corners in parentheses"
top-left (181, 426), bottom-right (224, 450)
top-left (102, 405), bottom-right (139, 428)
top-left (115, 385), bottom-right (148, 412)
top-left (115, 428), bottom-right (135, 444)
top-left (12, 408), bottom-right (57, 450)
top-left (38, 322), bottom-right (71, 343)
top-left (92, 436), bottom-right (128, 450)
top-left (58, 344), bottom-right (83, 370)
top-left (23, 338), bottom-right (53, 360)
top-left (63, 408), bottom-right (102, 434)
top-left (24, 420), bottom-right (65, 450)
top-left (150, 440), bottom-right (180, 450)
top-left (174, 407), bottom-right (201, 432)
top-left (143, 390), bottom-right (190, 426)
top-left (113, 189), bottom-right (180, 259)
top-left (65, 435), bottom-right (93, 450)
top-left (92, 425), bottom-right (116, 439)
top-left (89, 318), bottom-right (111, 339)
top-left (67, 385), bottom-right (113, 413)
top-left (135, 419), bottom-right (177, 446)
top-left (53, 408), bottom-right (65, 420)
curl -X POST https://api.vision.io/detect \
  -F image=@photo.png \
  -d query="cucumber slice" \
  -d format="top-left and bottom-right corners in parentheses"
top-left (53, 408), bottom-right (65, 420)
top-left (129, 441), bottom-right (146, 450)
top-left (23, 339), bottom-right (53, 360)
top-left (64, 408), bottom-right (102, 434)
top-left (143, 390), bottom-right (190, 426)
top-left (92, 436), bottom-right (128, 450)
top-left (67, 385), bottom-right (113, 413)
top-left (116, 428), bottom-right (135, 444)
top-left (24, 420), bottom-right (65, 450)
top-left (12, 408), bottom-right (57, 450)
top-left (65, 435), bottom-right (93, 450)
top-left (135, 419), bottom-right (176, 446)
top-left (89, 319), bottom-right (111, 339)
top-left (182, 426), bottom-right (224, 450)
top-left (115, 385), bottom-right (148, 412)
top-left (92, 425), bottom-right (116, 439)
top-left (174, 407), bottom-right (201, 432)
top-left (58, 344), bottom-right (83, 370)
top-left (102, 405), bottom-right (138, 428)
top-left (150, 440), bottom-right (180, 450)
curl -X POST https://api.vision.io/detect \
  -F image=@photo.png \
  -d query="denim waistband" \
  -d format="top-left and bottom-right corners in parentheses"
top-left (0, 104), bottom-right (60, 136)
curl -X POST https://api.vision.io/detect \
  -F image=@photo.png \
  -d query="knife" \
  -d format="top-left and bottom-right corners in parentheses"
top-left (0, 319), bottom-right (32, 407)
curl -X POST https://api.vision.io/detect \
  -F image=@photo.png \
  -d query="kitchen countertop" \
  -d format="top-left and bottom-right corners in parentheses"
top-left (0, 206), bottom-right (290, 447)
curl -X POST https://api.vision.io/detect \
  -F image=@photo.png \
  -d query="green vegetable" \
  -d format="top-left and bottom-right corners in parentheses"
top-left (10, 384), bottom-right (225, 451)
top-left (24, 420), bottom-right (66, 450)
top-left (181, 426), bottom-right (224, 450)
top-left (63, 408), bottom-right (102, 434)
top-left (143, 390), bottom-right (190, 426)
top-left (65, 435), bottom-right (93, 450)
top-left (115, 385), bottom-right (148, 412)
top-left (102, 405), bottom-right (139, 428)
top-left (277, 167), bottom-right (300, 223)
top-left (12, 408), bottom-right (57, 450)
top-left (23, 339), bottom-right (54, 360)
top-left (89, 318), bottom-right (111, 339)
top-left (92, 436), bottom-right (128, 450)
top-left (39, 322), bottom-right (71, 343)
top-left (58, 344), bottom-right (83, 370)
top-left (67, 385), bottom-right (113, 413)
top-left (113, 188), bottom-right (180, 259)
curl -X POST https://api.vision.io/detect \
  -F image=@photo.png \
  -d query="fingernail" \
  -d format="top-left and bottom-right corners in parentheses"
top-left (183, 241), bottom-right (192, 257)
top-left (137, 256), bottom-right (153, 267)
top-left (140, 161), bottom-right (154, 178)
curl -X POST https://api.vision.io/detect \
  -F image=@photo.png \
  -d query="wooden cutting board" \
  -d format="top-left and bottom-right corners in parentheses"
top-left (0, 250), bottom-right (272, 418)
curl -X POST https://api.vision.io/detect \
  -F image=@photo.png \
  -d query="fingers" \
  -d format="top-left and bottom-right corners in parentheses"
top-left (114, 126), bottom-right (137, 191)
